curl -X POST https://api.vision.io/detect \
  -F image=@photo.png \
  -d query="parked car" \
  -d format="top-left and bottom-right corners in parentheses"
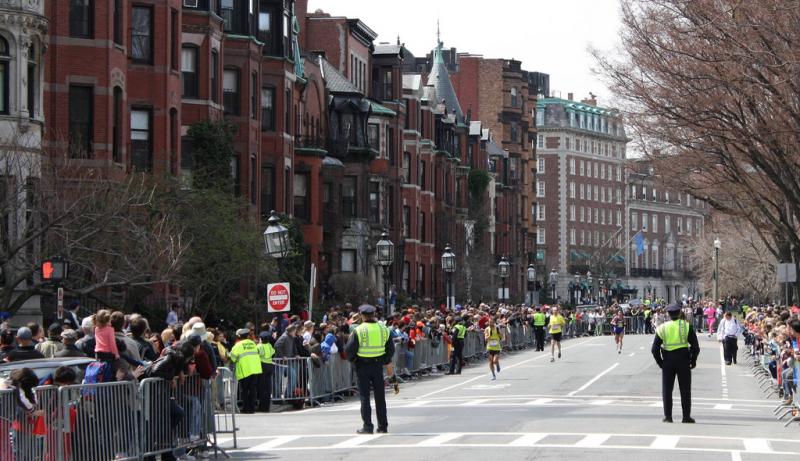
top-left (0, 357), bottom-right (94, 384)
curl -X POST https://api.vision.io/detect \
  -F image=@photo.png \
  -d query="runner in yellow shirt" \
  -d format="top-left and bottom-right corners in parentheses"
top-left (485, 317), bottom-right (504, 380)
top-left (549, 306), bottom-right (566, 362)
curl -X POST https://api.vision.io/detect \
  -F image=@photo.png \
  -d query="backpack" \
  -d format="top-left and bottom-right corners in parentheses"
top-left (81, 361), bottom-right (114, 397)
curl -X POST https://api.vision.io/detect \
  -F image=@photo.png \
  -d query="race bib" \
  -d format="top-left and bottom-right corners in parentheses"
top-left (488, 340), bottom-right (499, 348)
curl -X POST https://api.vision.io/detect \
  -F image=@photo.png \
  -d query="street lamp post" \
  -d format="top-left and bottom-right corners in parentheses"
top-left (549, 268), bottom-right (558, 302)
top-left (586, 271), bottom-right (593, 304)
top-left (598, 277), bottom-right (605, 306)
top-left (713, 237), bottom-right (721, 304)
top-left (263, 211), bottom-right (292, 322)
top-left (442, 244), bottom-right (456, 310)
top-left (376, 230), bottom-right (395, 315)
top-left (498, 256), bottom-right (510, 303)
top-left (574, 273), bottom-right (581, 305)
top-left (527, 264), bottom-right (537, 306)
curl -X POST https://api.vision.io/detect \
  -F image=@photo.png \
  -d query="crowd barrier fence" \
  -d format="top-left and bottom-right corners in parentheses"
top-left (2, 367), bottom-right (238, 461)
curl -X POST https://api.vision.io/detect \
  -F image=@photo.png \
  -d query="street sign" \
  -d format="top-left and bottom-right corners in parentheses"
top-left (778, 263), bottom-right (796, 283)
top-left (267, 282), bottom-right (291, 313)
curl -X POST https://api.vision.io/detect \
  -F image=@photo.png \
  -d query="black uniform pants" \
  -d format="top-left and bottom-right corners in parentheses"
top-left (662, 351), bottom-right (691, 419)
top-left (257, 370), bottom-right (274, 412)
top-left (449, 339), bottom-right (464, 374)
top-left (723, 336), bottom-right (738, 364)
top-left (356, 361), bottom-right (388, 430)
top-left (239, 374), bottom-right (259, 413)
top-left (534, 326), bottom-right (545, 351)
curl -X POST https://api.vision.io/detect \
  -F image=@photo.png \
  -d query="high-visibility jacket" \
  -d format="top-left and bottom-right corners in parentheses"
top-left (355, 322), bottom-right (390, 358)
top-left (230, 339), bottom-right (262, 380)
top-left (486, 327), bottom-right (502, 351)
top-left (533, 312), bottom-right (546, 326)
top-left (657, 319), bottom-right (690, 351)
top-left (258, 342), bottom-right (275, 364)
top-left (454, 324), bottom-right (467, 340)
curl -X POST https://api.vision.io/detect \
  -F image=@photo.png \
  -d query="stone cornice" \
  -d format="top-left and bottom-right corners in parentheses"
top-left (0, 8), bottom-right (48, 36)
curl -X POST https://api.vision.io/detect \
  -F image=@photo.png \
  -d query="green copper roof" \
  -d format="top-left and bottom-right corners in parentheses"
top-left (537, 97), bottom-right (617, 116)
top-left (369, 101), bottom-right (396, 117)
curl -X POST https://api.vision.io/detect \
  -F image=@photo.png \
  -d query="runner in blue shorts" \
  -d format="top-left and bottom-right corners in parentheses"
top-left (612, 310), bottom-right (625, 354)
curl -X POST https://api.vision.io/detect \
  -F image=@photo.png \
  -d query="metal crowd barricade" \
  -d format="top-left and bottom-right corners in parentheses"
top-left (1, 387), bottom-right (46, 461)
top-left (271, 357), bottom-right (311, 403)
top-left (59, 380), bottom-right (140, 461)
top-left (213, 367), bottom-right (238, 449)
top-left (329, 355), bottom-right (357, 397)
top-left (307, 357), bottom-right (333, 404)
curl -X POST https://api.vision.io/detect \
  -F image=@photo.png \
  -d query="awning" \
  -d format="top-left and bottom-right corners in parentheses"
top-left (369, 100), bottom-right (397, 117)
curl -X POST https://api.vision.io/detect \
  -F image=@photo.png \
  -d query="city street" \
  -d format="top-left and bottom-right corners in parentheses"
top-left (220, 333), bottom-right (795, 460)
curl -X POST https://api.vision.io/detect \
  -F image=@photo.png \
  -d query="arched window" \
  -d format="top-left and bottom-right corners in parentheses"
top-left (0, 37), bottom-right (9, 114)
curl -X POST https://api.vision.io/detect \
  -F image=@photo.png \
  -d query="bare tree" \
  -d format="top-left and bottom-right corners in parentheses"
top-left (0, 141), bottom-right (184, 316)
top-left (594, 0), bottom-right (800, 294)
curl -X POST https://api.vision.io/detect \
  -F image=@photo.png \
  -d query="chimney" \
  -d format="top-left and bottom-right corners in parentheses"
top-left (295, 0), bottom-right (309, 49)
top-left (567, 92), bottom-right (573, 101)
top-left (581, 92), bottom-right (598, 107)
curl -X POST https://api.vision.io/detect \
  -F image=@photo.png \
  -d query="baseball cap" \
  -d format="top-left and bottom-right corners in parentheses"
top-left (61, 329), bottom-right (78, 340)
top-left (358, 304), bottom-right (376, 314)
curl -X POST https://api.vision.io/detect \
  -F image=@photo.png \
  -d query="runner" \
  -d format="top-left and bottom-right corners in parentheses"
top-left (549, 306), bottom-right (566, 362)
top-left (485, 317), bottom-right (503, 380)
top-left (612, 309), bottom-right (625, 354)
top-left (704, 303), bottom-right (716, 337)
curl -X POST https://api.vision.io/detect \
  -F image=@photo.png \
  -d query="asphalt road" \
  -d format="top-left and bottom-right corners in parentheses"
top-left (217, 332), bottom-right (797, 461)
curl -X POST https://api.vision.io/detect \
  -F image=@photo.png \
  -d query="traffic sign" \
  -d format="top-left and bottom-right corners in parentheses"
top-left (267, 283), bottom-right (291, 312)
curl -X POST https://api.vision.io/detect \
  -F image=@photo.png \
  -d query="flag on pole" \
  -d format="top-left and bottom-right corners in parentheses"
top-left (634, 231), bottom-right (645, 256)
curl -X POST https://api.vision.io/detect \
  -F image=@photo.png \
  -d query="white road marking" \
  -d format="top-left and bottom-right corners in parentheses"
top-left (590, 400), bottom-right (613, 406)
top-left (332, 435), bottom-right (382, 448)
top-left (629, 353), bottom-right (635, 357)
top-left (720, 343), bottom-right (729, 400)
top-left (232, 432), bottom-right (800, 455)
top-left (417, 337), bottom-right (598, 399)
top-left (714, 404), bottom-right (733, 410)
top-left (462, 399), bottom-right (489, 406)
top-left (406, 400), bottom-right (430, 407)
top-left (417, 433), bottom-right (462, 446)
top-left (650, 435), bottom-right (680, 449)
top-left (568, 363), bottom-right (620, 396)
top-left (509, 433), bottom-right (548, 446)
top-left (742, 438), bottom-right (772, 453)
top-left (526, 398), bottom-right (554, 405)
top-left (244, 436), bottom-right (302, 451)
top-left (575, 434), bottom-right (610, 447)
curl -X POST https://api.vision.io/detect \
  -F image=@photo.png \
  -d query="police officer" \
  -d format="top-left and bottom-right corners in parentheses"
top-left (230, 328), bottom-right (262, 414)
top-left (532, 307), bottom-right (547, 351)
top-left (345, 304), bottom-right (395, 434)
top-left (447, 316), bottom-right (467, 375)
top-left (257, 331), bottom-right (276, 413)
top-left (651, 303), bottom-right (700, 423)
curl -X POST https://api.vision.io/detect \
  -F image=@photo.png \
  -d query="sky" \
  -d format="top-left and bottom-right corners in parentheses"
top-left (306, 0), bottom-right (624, 105)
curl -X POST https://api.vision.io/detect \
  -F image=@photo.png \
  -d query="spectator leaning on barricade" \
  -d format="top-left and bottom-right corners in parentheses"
top-left (130, 316), bottom-right (158, 362)
top-left (75, 317), bottom-right (95, 356)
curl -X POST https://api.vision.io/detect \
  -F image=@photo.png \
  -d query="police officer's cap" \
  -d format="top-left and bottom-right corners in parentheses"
top-left (259, 331), bottom-right (272, 341)
top-left (358, 304), bottom-right (377, 315)
top-left (236, 328), bottom-right (250, 337)
top-left (666, 303), bottom-right (682, 313)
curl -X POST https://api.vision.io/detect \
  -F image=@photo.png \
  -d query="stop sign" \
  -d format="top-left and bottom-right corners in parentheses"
top-left (267, 283), bottom-right (291, 313)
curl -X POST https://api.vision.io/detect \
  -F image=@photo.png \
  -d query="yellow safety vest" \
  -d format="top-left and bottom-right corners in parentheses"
top-left (230, 339), bottom-right (262, 380)
top-left (454, 324), bottom-right (466, 339)
top-left (486, 327), bottom-right (502, 351)
top-left (258, 342), bottom-right (274, 364)
top-left (533, 313), bottom-right (546, 326)
top-left (355, 322), bottom-right (390, 358)
top-left (657, 319), bottom-right (690, 351)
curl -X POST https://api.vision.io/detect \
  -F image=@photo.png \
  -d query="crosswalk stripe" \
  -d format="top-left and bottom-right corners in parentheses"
top-left (509, 433), bottom-right (548, 446)
top-left (650, 435), bottom-right (679, 450)
top-left (245, 436), bottom-right (301, 451)
top-left (526, 398), bottom-right (554, 405)
top-left (714, 404), bottom-right (733, 410)
top-left (332, 435), bottom-right (383, 448)
top-left (742, 439), bottom-right (771, 453)
top-left (462, 399), bottom-right (490, 406)
top-left (590, 400), bottom-right (613, 406)
top-left (575, 434), bottom-right (610, 447)
top-left (417, 433), bottom-right (463, 446)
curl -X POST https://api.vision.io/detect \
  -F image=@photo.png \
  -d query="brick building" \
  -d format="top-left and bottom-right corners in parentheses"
top-left (451, 54), bottom-right (537, 302)
top-left (535, 95), bottom-right (628, 303)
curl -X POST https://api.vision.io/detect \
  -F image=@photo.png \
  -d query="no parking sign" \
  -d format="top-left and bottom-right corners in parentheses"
top-left (267, 283), bottom-right (291, 313)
